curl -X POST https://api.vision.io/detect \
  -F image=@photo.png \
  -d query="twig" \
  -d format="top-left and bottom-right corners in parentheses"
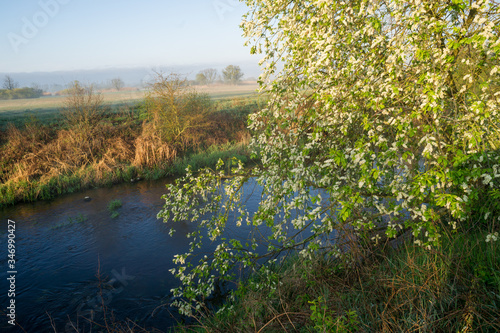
top-left (47, 311), bottom-right (57, 332)
top-left (257, 312), bottom-right (309, 333)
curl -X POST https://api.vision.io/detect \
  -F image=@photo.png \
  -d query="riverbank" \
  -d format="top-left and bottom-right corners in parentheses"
top-left (0, 141), bottom-right (253, 207)
top-left (175, 227), bottom-right (500, 332)
top-left (0, 95), bottom-right (263, 207)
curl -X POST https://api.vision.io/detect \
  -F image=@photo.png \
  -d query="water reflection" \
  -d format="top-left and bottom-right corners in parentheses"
top-left (0, 177), bottom-right (326, 332)
top-left (0, 179), bottom-right (189, 332)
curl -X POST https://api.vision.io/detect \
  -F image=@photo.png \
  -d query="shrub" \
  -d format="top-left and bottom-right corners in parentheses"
top-left (144, 72), bottom-right (212, 150)
top-left (159, 0), bottom-right (500, 317)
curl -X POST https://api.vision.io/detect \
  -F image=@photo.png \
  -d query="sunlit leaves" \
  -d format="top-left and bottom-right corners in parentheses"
top-left (161, 0), bottom-right (500, 316)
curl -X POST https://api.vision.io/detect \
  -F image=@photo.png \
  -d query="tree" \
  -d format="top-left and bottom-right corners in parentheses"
top-left (30, 82), bottom-right (43, 96)
top-left (195, 72), bottom-right (207, 85)
top-left (144, 72), bottom-right (212, 148)
top-left (62, 80), bottom-right (103, 127)
top-left (222, 65), bottom-right (244, 84)
top-left (111, 78), bottom-right (125, 91)
top-left (201, 68), bottom-right (218, 85)
top-left (160, 0), bottom-right (500, 316)
top-left (3, 75), bottom-right (19, 90)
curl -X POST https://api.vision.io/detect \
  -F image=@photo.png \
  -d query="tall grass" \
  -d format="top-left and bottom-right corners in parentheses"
top-left (175, 229), bottom-right (500, 332)
top-left (0, 97), bottom-right (261, 207)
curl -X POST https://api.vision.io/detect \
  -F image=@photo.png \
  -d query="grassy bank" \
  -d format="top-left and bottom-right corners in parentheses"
top-left (176, 228), bottom-right (500, 332)
top-left (0, 94), bottom-right (263, 207)
top-left (0, 141), bottom-right (253, 207)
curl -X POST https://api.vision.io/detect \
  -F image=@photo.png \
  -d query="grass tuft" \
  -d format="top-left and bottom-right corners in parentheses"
top-left (107, 199), bottom-right (123, 218)
top-left (50, 213), bottom-right (88, 230)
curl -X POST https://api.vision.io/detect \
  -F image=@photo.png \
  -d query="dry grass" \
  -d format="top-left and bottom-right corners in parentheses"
top-left (133, 122), bottom-right (177, 168)
top-left (0, 93), bottom-right (259, 206)
top-left (1, 122), bottom-right (133, 188)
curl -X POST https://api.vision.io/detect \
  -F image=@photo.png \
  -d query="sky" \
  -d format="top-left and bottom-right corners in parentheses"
top-left (0, 0), bottom-right (257, 74)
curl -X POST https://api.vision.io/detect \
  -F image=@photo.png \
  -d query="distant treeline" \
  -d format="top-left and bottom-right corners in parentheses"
top-left (0, 88), bottom-right (43, 100)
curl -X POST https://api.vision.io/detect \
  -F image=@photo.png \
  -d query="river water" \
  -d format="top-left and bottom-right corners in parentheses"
top-left (0, 177), bottom-right (267, 332)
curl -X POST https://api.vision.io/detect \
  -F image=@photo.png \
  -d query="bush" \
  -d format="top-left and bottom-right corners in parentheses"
top-left (62, 81), bottom-right (103, 127)
top-left (0, 87), bottom-right (43, 100)
top-left (144, 72), bottom-right (212, 150)
top-left (159, 0), bottom-right (500, 318)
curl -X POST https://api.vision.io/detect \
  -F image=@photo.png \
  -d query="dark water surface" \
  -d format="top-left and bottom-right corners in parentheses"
top-left (0, 178), bottom-right (265, 332)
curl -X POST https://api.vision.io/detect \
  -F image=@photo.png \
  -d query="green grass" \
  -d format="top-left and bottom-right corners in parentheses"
top-left (166, 143), bottom-right (251, 177)
top-left (0, 164), bottom-right (138, 207)
top-left (174, 229), bottom-right (500, 332)
top-left (210, 90), bottom-right (259, 100)
top-left (0, 101), bottom-right (144, 130)
top-left (0, 86), bottom-right (261, 130)
top-left (50, 213), bottom-right (88, 230)
top-left (107, 199), bottom-right (123, 218)
top-left (0, 107), bottom-right (62, 129)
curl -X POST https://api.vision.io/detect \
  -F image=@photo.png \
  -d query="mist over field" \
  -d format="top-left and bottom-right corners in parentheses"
top-left (0, 62), bottom-right (260, 92)
top-left (0, 0), bottom-right (260, 88)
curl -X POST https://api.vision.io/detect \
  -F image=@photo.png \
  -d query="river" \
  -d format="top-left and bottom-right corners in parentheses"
top-left (0, 177), bottom-right (267, 332)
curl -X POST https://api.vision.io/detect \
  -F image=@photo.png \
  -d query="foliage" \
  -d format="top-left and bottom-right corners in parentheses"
top-left (0, 87), bottom-right (43, 100)
top-left (222, 65), bottom-right (244, 85)
top-left (159, 0), bottom-right (500, 318)
top-left (144, 72), bottom-right (212, 149)
top-left (111, 78), bottom-right (125, 91)
top-left (309, 296), bottom-right (360, 333)
top-left (62, 80), bottom-right (104, 127)
top-left (108, 199), bottom-right (123, 218)
top-left (108, 199), bottom-right (123, 211)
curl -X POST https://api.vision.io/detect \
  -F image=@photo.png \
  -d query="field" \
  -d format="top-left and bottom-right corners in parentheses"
top-left (0, 82), bottom-right (260, 129)
top-left (0, 80), bottom-right (264, 207)
top-left (194, 81), bottom-right (260, 99)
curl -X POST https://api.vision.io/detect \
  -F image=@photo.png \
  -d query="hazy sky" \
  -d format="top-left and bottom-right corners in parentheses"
top-left (0, 0), bottom-right (256, 73)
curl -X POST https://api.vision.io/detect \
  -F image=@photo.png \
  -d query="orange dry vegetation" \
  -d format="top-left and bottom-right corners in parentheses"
top-left (0, 100), bottom-right (254, 205)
